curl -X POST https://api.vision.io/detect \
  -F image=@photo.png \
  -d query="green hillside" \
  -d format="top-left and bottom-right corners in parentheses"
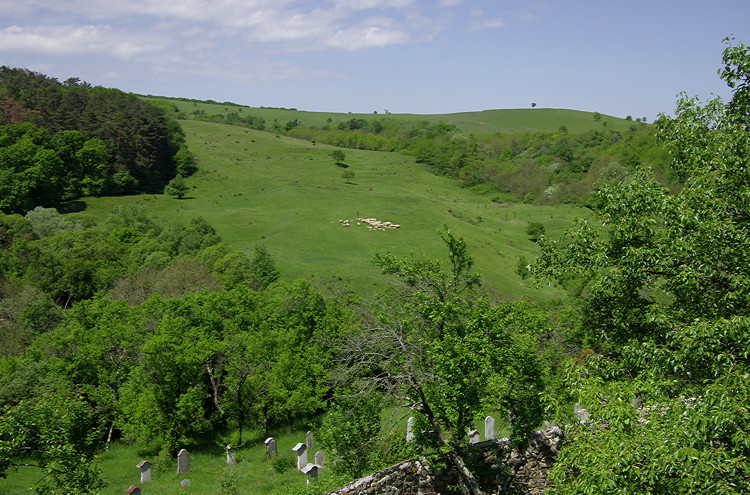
top-left (72, 119), bottom-right (589, 300)
top-left (145, 96), bottom-right (636, 134)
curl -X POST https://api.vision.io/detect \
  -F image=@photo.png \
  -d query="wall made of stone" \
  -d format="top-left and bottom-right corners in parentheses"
top-left (327, 426), bottom-right (562, 495)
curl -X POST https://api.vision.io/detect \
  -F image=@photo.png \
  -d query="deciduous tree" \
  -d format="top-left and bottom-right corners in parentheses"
top-left (535, 39), bottom-right (750, 493)
top-left (331, 228), bottom-right (546, 495)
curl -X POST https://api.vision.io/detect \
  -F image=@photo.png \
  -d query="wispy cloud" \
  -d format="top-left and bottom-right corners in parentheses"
top-left (469, 17), bottom-right (506, 31)
top-left (0, 24), bottom-right (159, 58)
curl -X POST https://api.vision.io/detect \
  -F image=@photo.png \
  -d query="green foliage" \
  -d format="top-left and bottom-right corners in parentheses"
top-left (0, 394), bottom-right (106, 493)
top-left (319, 394), bottom-right (381, 478)
top-left (24, 206), bottom-right (82, 237)
top-left (165, 174), bottom-right (189, 199)
top-left (536, 38), bottom-right (750, 493)
top-left (525, 221), bottom-right (545, 242)
top-left (271, 455), bottom-right (296, 474)
top-left (330, 149), bottom-right (345, 164)
top-left (335, 228), bottom-right (547, 494)
top-left (0, 66), bottom-right (185, 212)
top-left (341, 169), bottom-right (355, 183)
top-left (249, 244), bottom-right (280, 290)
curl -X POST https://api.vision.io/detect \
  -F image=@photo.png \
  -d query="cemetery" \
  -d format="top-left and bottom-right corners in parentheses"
top-left (110, 416), bottom-right (569, 494)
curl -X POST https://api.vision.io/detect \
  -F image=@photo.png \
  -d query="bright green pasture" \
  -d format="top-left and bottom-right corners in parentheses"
top-left (145, 96), bottom-right (635, 134)
top-left (72, 120), bottom-right (589, 300)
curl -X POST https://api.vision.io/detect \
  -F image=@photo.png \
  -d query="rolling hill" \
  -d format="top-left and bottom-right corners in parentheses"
top-left (71, 118), bottom-right (593, 301)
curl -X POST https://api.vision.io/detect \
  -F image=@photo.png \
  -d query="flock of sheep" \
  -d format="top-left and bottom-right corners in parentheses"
top-left (338, 217), bottom-right (401, 231)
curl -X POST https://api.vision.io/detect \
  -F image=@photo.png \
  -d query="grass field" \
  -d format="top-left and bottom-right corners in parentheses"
top-left (71, 119), bottom-right (592, 301)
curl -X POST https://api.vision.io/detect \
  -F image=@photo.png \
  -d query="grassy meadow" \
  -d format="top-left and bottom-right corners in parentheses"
top-left (71, 119), bottom-right (592, 300)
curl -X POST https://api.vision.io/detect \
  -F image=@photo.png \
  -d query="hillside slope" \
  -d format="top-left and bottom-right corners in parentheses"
top-left (73, 120), bottom-right (589, 299)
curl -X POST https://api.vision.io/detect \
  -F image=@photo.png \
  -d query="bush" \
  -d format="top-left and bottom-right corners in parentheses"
top-left (526, 222), bottom-right (545, 242)
top-left (271, 455), bottom-right (296, 474)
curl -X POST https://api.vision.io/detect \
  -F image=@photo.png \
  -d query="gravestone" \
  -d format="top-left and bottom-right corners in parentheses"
top-left (226, 445), bottom-right (236, 465)
top-left (574, 403), bottom-right (589, 423)
top-left (292, 443), bottom-right (308, 471)
top-left (406, 417), bottom-right (414, 442)
top-left (485, 416), bottom-right (495, 440)
top-left (306, 431), bottom-right (314, 451)
top-left (301, 463), bottom-right (321, 485)
top-left (136, 460), bottom-right (152, 483)
top-left (314, 450), bottom-right (325, 468)
top-left (125, 486), bottom-right (142, 495)
top-left (264, 437), bottom-right (277, 456)
top-left (468, 429), bottom-right (480, 444)
top-left (177, 449), bottom-right (189, 474)
top-left (180, 479), bottom-right (191, 488)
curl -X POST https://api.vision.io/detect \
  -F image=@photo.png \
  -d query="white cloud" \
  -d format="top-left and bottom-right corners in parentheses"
top-left (327, 0), bottom-right (414, 9)
top-left (469, 17), bottom-right (506, 31)
top-left (325, 24), bottom-right (410, 50)
top-left (436, 0), bottom-right (462, 6)
top-left (0, 24), bottom-right (156, 58)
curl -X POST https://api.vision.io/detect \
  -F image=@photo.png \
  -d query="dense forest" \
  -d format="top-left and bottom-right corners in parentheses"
top-left (0, 67), bottom-right (195, 214)
top-left (1, 39), bottom-right (749, 495)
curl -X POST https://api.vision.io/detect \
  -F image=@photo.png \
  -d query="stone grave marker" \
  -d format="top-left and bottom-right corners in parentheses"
top-left (301, 463), bottom-right (321, 485)
top-left (264, 437), bottom-right (277, 456)
top-left (406, 417), bottom-right (414, 442)
top-left (136, 460), bottom-right (152, 483)
top-left (125, 485), bottom-right (142, 495)
top-left (306, 431), bottom-right (314, 451)
top-left (314, 450), bottom-right (325, 468)
top-left (180, 479), bottom-right (191, 488)
top-left (574, 403), bottom-right (589, 423)
top-left (177, 449), bottom-right (189, 474)
top-left (485, 416), bottom-right (495, 440)
top-left (468, 429), bottom-right (480, 444)
top-left (226, 445), bottom-right (236, 465)
top-left (292, 443), bottom-right (308, 471)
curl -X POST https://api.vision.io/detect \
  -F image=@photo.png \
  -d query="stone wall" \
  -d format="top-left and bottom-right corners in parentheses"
top-left (327, 458), bottom-right (443, 495)
top-left (327, 426), bottom-right (562, 495)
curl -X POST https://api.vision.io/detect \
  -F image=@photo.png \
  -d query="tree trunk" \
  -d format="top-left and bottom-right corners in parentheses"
top-left (417, 386), bottom-right (483, 495)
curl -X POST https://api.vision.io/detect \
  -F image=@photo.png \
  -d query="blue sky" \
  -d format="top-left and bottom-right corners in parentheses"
top-left (2, 0), bottom-right (749, 120)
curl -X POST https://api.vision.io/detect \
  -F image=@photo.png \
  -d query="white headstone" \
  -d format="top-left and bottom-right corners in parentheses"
top-left (406, 417), bottom-right (414, 442)
top-left (484, 416), bottom-right (495, 440)
top-left (292, 443), bottom-right (308, 471)
top-left (177, 449), bottom-right (189, 474)
top-left (180, 479), bottom-right (191, 488)
top-left (314, 450), bottom-right (325, 468)
top-left (226, 445), bottom-right (236, 465)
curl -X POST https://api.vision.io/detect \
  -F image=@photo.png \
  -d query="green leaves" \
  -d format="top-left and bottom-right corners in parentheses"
top-left (542, 38), bottom-right (750, 494)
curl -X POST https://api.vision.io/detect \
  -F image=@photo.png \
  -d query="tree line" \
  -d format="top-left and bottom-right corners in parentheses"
top-left (0, 67), bottom-right (195, 214)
